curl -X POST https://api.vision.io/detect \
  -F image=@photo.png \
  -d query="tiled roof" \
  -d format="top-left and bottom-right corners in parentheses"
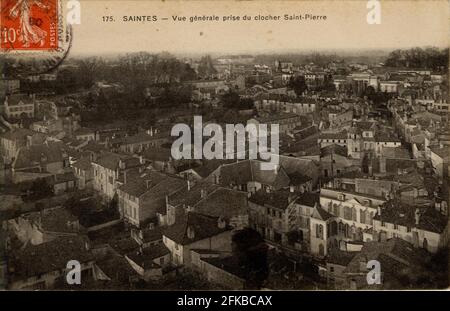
top-left (326, 249), bottom-right (356, 266)
top-left (169, 181), bottom-right (220, 208)
top-left (312, 204), bottom-right (334, 221)
top-left (321, 144), bottom-right (347, 158)
top-left (13, 142), bottom-right (65, 170)
top-left (0, 128), bottom-right (34, 141)
top-left (249, 189), bottom-right (296, 210)
top-left (72, 157), bottom-right (92, 171)
top-left (94, 152), bottom-right (140, 171)
top-left (6, 94), bottom-right (34, 106)
top-left (429, 146), bottom-right (450, 159)
top-left (374, 201), bottom-right (448, 234)
top-left (295, 192), bottom-right (319, 207)
top-left (381, 147), bottom-right (410, 159)
top-left (218, 160), bottom-right (291, 190)
top-left (24, 207), bottom-right (79, 234)
top-left (163, 212), bottom-right (230, 245)
top-left (193, 187), bottom-right (248, 219)
top-left (142, 147), bottom-right (171, 162)
top-left (344, 238), bottom-right (429, 274)
top-left (45, 172), bottom-right (77, 185)
top-left (9, 236), bottom-right (93, 281)
top-left (125, 243), bottom-right (170, 269)
top-left (74, 127), bottom-right (94, 136)
top-left (319, 130), bottom-right (348, 140)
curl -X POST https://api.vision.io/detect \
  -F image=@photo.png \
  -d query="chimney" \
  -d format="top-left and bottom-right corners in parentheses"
top-left (139, 155), bottom-right (145, 165)
top-left (84, 241), bottom-right (90, 251)
top-left (165, 195), bottom-right (169, 207)
top-left (148, 222), bottom-right (155, 230)
top-left (214, 174), bottom-right (219, 185)
top-left (289, 185), bottom-right (295, 193)
top-left (187, 180), bottom-right (191, 191)
top-left (377, 206), bottom-right (381, 216)
top-left (200, 189), bottom-right (206, 199)
top-left (415, 208), bottom-right (420, 225)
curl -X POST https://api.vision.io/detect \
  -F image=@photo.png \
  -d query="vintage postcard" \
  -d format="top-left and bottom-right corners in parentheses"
top-left (0, 0), bottom-right (449, 295)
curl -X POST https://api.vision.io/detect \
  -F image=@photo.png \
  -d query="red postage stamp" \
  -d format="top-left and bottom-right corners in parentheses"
top-left (1, 0), bottom-right (58, 51)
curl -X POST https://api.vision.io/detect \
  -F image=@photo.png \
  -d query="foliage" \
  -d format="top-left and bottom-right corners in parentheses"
top-left (288, 76), bottom-right (308, 96)
top-left (220, 91), bottom-right (254, 110)
top-left (29, 178), bottom-right (53, 199)
top-left (385, 47), bottom-right (448, 70)
top-left (232, 228), bottom-right (269, 289)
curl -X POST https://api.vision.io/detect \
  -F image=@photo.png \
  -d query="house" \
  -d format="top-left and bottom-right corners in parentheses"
top-left (379, 81), bottom-right (398, 93)
top-left (248, 189), bottom-right (299, 248)
top-left (115, 130), bottom-right (170, 154)
top-left (325, 249), bottom-right (357, 289)
top-left (318, 130), bottom-right (348, 149)
top-left (91, 152), bottom-right (143, 200)
top-left (117, 170), bottom-right (186, 228)
top-left (124, 242), bottom-right (172, 281)
top-left (254, 94), bottom-right (317, 115)
top-left (141, 147), bottom-right (177, 174)
top-left (0, 78), bottom-right (20, 94)
top-left (44, 172), bottom-right (77, 195)
top-left (315, 186), bottom-right (387, 256)
top-left (309, 204), bottom-right (335, 257)
top-left (9, 207), bottom-right (82, 245)
top-left (429, 145), bottom-right (449, 178)
top-left (162, 212), bottom-right (232, 267)
top-left (74, 127), bottom-right (96, 142)
top-left (320, 144), bottom-right (355, 178)
top-left (247, 113), bottom-right (302, 135)
top-left (4, 94), bottom-right (35, 119)
top-left (373, 200), bottom-right (448, 253)
top-left (166, 181), bottom-right (248, 230)
top-left (12, 141), bottom-right (69, 183)
top-left (0, 128), bottom-right (46, 164)
top-left (213, 159), bottom-right (290, 193)
top-left (7, 236), bottom-right (94, 290)
top-left (72, 157), bottom-right (93, 189)
top-left (342, 238), bottom-right (432, 289)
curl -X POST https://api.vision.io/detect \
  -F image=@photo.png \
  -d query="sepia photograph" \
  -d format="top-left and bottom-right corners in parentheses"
top-left (0, 0), bottom-right (449, 296)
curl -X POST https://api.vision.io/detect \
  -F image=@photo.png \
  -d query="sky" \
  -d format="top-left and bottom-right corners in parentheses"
top-left (69, 0), bottom-right (449, 56)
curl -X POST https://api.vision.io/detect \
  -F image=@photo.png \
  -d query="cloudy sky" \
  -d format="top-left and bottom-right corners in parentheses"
top-left (69, 0), bottom-right (449, 55)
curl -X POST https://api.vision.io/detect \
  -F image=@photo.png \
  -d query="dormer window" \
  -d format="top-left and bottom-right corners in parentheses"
top-left (338, 193), bottom-right (345, 201)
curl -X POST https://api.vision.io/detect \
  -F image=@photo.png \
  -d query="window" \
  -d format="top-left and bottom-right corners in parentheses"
top-left (316, 224), bottom-right (324, 239)
top-left (394, 224), bottom-right (398, 230)
top-left (407, 226), bottom-right (411, 232)
top-left (381, 221), bottom-right (385, 227)
top-left (330, 266), bottom-right (335, 273)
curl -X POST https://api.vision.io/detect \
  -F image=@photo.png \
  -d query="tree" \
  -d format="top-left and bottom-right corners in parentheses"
top-left (288, 76), bottom-right (308, 96)
top-left (232, 228), bottom-right (269, 289)
top-left (220, 91), bottom-right (240, 109)
top-left (197, 55), bottom-right (217, 78)
top-left (30, 178), bottom-right (53, 199)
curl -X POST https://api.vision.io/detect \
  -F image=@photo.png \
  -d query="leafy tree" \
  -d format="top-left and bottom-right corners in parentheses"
top-left (288, 76), bottom-right (308, 96)
top-left (197, 55), bottom-right (217, 78)
top-left (30, 178), bottom-right (53, 199)
top-left (232, 228), bottom-right (268, 289)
